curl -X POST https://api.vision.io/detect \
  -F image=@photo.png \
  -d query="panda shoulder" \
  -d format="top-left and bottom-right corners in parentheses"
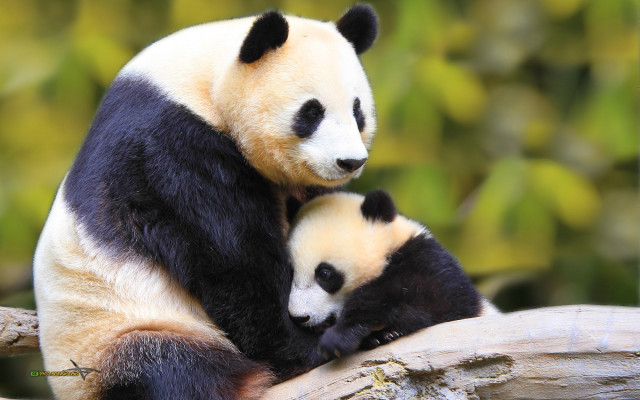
top-left (118, 17), bottom-right (254, 125)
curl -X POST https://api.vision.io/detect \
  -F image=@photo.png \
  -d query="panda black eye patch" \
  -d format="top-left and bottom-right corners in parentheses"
top-left (293, 99), bottom-right (325, 138)
top-left (353, 97), bottom-right (365, 132)
top-left (315, 262), bottom-right (344, 294)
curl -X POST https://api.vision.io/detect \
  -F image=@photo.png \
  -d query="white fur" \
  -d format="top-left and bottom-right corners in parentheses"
top-left (120, 18), bottom-right (251, 127)
top-left (34, 182), bottom-right (233, 399)
top-left (289, 284), bottom-right (345, 327)
top-left (479, 298), bottom-right (500, 316)
top-left (300, 115), bottom-right (369, 182)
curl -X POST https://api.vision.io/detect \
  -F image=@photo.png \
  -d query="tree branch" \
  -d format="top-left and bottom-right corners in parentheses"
top-left (1, 305), bottom-right (638, 399)
top-left (0, 306), bottom-right (39, 356)
top-left (265, 305), bottom-right (640, 399)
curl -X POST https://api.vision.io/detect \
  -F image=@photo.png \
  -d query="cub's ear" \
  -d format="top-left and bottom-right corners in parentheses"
top-left (361, 190), bottom-right (396, 223)
top-left (336, 4), bottom-right (378, 55)
top-left (286, 196), bottom-right (304, 225)
top-left (239, 11), bottom-right (289, 63)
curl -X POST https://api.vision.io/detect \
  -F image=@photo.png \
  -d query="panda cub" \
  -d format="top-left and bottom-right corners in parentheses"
top-left (287, 190), bottom-right (498, 359)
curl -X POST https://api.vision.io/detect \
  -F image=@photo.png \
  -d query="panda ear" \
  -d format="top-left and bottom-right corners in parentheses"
top-left (361, 190), bottom-right (396, 223)
top-left (286, 196), bottom-right (304, 225)
top-left (239, 11), bottom-right (289, 64)
top-left (336, 4), bottom-right (378, 55)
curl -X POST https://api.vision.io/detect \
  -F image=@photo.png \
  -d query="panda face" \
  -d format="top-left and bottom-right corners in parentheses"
top-left (287, 192), bottom-right (424, 330)
top-left (213, 17), bottom-right (376, 186)
top-left (119, 7), bottom-right (377, 187)
top-left (293, 92), bottom-right (371, 184)
top-left (288, 260), bottom-right (348, 330)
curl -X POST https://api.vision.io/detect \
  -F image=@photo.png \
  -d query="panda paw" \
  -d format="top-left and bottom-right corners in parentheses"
top-left (317, 326), bottom-right (362, 360)
top-left (360, 329), bottom-right (403, 350)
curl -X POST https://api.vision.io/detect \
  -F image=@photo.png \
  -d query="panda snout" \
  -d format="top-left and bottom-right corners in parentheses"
top-left (290, 314), bottom-right (310, 325)
top-left (336, 157), bottom-right (367, 173)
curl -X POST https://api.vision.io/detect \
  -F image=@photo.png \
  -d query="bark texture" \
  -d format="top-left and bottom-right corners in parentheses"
top-left (264, 305), bottom-right (640, 399)
top-left (1, 305), bottom-right (639, 399)
top-left (0, 306), bottom-right (39, 356)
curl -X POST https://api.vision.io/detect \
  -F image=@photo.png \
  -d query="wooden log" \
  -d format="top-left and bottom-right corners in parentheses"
top-left (264, 305), bottom-right (640, 400)
top-left (1, 305), bottom-right (638, 398)
top-left (0, 306), bottom-right (39, 356)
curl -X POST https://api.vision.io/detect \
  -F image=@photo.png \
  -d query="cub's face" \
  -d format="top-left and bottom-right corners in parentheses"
top-left (287, 192), bottom-right (423, 330)
top-left (214, 13), bottom-right (377, 186)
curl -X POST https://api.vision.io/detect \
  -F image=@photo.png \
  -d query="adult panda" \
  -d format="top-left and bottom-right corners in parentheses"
top-left (33, 5), bottom-right (377, 400)
top-left (286, 190), bottom-right (499, 360)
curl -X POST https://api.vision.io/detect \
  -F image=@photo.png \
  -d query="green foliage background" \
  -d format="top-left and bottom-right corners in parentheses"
top-left (0, 0), bottom-right (638, 397)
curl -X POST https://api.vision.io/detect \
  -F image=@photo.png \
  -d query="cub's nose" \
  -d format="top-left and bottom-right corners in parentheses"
top-left (290, 314), bottom-right (310, 325)
top-left (337, 157), bottom-right (367, 172)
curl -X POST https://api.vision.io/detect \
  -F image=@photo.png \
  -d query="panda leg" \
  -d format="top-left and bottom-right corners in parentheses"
top-left (96, 330), bottom-right (273, 400)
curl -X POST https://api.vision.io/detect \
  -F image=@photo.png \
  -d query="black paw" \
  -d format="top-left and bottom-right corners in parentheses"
top-left (317, 326), bottom-right (362, 360)
top-left (360, 329), bottom-right (403, 350)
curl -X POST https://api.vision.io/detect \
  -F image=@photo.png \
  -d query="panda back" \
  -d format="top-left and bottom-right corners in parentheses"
top-left (120, 17), bottom-right (254, 126)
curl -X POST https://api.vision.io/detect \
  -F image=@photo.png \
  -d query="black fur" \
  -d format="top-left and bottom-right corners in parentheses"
top-left (315, 262), bottom-right (344, 294)
top-left (353, 97), bottom-right (365, 132)
top-left (317, 233), bottom-right (483, 359)
top-left (361, 189), bottom-right (397, 223)
top-left (292, 99), bottom-right (325, 138)
top-left (99, 331), bottom-right (270, 400)
top-left (336, 4), bottom-right (378, 55)
top-left (64, 76), bottom-right (322, 381)
top-left (286, 196), bottom-right (304, 225)
top-left (239, 11), bottom-right (289, 63)
top-left (291, 185), bottom-right (341, 204)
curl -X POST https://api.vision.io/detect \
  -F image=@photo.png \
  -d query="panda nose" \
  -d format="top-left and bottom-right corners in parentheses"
top-left (337, 157), bottom-right (367, 172)
top-left (290, 314), bottom-right (310, 325)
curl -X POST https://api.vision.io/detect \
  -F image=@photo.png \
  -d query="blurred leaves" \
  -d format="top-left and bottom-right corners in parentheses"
top-left (417, 56), bottom-right (487, 124)
top-left (456, 158), bottom-right (600, 274)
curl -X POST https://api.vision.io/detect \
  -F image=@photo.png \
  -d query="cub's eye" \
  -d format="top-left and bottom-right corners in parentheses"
top-left (315, 262), bottom-right (344, 294)
top-left (353, 97), bottom-right (365, 132)
top-left (316, 265), bottom-right (332, 280)
top-left (293, 99), bottom-right (325, 138)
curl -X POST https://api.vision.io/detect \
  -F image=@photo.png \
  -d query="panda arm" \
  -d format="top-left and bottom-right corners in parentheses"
top-left (317, 259), bottom-right (432, 359)
top-left (318, 234), bottom-right (482, 358)
top-left (65, 77), bottom-right (322, 378)
top-left (136, 124), bottom-right (324, 377)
